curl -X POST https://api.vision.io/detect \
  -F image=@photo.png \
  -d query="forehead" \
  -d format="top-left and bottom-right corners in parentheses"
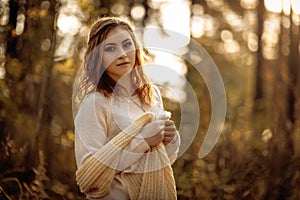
top-left (104, 27), bottom-right (133, 44)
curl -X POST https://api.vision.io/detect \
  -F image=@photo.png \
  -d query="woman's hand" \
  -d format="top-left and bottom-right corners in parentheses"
top-left (140, 120), bottom-right (165, 147)
top-left (163, 120), bottom-right (178, 145)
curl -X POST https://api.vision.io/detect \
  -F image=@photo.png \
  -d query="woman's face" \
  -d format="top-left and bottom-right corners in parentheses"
top-left (102, 27), bottom-right (136, 81)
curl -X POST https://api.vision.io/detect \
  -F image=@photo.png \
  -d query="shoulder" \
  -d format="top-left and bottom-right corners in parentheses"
top-left (81, 92), bottom-right (111, 106)
top-left (77, 92), bottom-right (111, 117)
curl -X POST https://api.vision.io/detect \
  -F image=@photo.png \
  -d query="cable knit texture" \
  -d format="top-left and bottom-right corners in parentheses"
top-left (76, 113), bottom-right (177, 200)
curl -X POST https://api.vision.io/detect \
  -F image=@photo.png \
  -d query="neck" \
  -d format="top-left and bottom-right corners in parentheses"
top-left (114, 74), bottom-right (135, 97)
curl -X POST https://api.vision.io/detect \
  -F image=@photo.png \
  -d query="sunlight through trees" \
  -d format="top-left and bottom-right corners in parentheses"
top-left (0, 0), bottom-right (299, 199)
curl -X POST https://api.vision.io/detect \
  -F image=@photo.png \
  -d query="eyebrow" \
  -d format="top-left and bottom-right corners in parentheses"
top-left (104, 38), bottom-right (131, 46)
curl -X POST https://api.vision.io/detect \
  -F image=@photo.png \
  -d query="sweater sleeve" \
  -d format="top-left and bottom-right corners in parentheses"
top-left (75, 93), bottom-right (150, 170)
top-left (74, 93), bottom-right (109, 167)
top-left (152, 85), bottom-right (180, 165)
top-left (75, 93), bottom-right (152, 196)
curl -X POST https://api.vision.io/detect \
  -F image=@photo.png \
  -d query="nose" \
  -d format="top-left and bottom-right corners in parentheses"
top-left (118, 48), bottom-right (127, 58)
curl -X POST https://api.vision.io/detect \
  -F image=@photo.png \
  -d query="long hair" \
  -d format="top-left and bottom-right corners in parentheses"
top-left (83, 16), bottom-right (153, 106)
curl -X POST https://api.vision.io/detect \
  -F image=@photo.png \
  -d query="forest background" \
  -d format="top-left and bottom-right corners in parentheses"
top-left (0, 0), bottom-right (300, 199)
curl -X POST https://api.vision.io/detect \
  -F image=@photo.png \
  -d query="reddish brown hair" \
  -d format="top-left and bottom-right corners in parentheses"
top-left (84, 16), bottom-right (153, 106)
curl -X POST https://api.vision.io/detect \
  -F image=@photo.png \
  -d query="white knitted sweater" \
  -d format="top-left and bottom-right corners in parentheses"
top-left (74, 86), bottom-right (180, 199)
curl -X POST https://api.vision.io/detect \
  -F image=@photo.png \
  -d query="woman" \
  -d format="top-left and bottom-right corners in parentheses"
top-left (73, 16), bottom-right (180, 200)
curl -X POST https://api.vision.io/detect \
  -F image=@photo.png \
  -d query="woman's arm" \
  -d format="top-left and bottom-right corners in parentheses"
top-left (163, 119), bottom-right (180, 164)
top-left (75, 93), bottom-right (153, 169)
top-left (152, 85), bottom-right (181, 164)
top-left (75, 93), bottom-right (153, 196)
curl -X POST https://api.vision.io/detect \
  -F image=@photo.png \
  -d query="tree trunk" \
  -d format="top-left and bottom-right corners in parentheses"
top-left (19, 0), bottom-right (59, 167)
top-left (287, 11), bottom-right (300, 123)
top-left (254, 0), bottom-right (264, 103)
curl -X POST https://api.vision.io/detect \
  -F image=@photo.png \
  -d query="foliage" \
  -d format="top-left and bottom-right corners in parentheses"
top-left (0, 0), bottom-right (300, 199)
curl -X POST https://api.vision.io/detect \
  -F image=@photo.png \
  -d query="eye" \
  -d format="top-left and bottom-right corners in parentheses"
top-left (123, 41), bottom-right (132, 48)
top-left (104, 46), bottom-right (115, 52)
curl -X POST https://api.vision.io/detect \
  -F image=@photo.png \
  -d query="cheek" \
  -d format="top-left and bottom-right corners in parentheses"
top-left (129, 51), bottom-right (136, 61)
top-left (126, 45), bottom-right (136, 58)
top-left (102, 53), bottom-right (117, 68)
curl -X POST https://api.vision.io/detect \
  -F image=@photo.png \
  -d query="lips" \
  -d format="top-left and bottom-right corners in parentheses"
top-left (117, 61), bottom-right (130, 66)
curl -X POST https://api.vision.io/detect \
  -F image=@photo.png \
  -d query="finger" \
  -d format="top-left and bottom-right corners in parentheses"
top-left (164, 126), bottom-right (176, 132)
top-left (164, 121), bottom-right (177, 131)
top-left (164, 120), bottom-right (175, 126)
top-left (163, 135), bottom-right (174, 140)
top-left (164, 131), bottom-right (176, 138)
top-left (163, 136), bottom-right (174, 144)
top-left (164, 121), bottom-right (176, 130)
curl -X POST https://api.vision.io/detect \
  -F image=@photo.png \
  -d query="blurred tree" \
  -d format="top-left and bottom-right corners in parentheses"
top-left (287, 9), bottom-right (300, 123)
top-left (254, 2), bottom-right (300, 199)
top-left (1, 0), bottom-right (300, 199)
top-left (255, 0), bottom-right (264, 103)
top-left (1, 0), bottom-right (60, 198)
